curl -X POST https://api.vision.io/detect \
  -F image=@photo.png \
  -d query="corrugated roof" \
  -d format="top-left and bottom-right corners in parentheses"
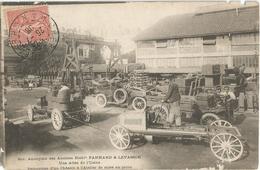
top-left (134, 6), bottom-right (259, 41)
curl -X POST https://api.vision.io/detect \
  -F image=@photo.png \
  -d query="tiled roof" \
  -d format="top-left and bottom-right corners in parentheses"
top-left (134, 6), bottom-right (259, 41)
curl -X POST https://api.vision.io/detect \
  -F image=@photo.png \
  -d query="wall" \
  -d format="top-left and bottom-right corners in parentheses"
top-left (136, 32), bottom-right (259, 73)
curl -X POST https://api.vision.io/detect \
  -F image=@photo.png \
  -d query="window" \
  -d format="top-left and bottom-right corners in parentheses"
top-left (203, 36), bottom-right (216, 45)
top-left (79, 48), bottom-right (83, 56)
top-left (179, 38), bottom-right (198, 47)
top-left (137, 41), bottom-right (155, 48)
top-left (167, 39), bottom-right (177, 47)
top-left (78, 45), bottom-right (89, 59)
top-left (233, 55), bottom-right (258, 67)
top-left (156, 40), bottom-right (167, 48)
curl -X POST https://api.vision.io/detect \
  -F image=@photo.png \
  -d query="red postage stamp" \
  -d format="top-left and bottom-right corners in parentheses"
top-left (6, 5), bottom-right (52, 46)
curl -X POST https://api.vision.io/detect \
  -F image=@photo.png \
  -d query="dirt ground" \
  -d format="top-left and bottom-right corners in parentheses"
top-left (4, 87), bottom-right (259, 169)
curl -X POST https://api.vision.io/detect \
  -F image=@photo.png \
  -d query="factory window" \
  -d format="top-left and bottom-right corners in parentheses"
top-left (233, 55), bottom-right (258, 67)
top-left (179, 38), bottom-right (197, 47)
top-left (156, 40), bottom-right (167, 48)
top-left (78, 45), bottom-right (89, 59)
top-left (137, 41), bottom-right (155, 48)
top-left (203, 36), bottom-right (216, 45)
top-left (167, 39), bottom-right (177, 47)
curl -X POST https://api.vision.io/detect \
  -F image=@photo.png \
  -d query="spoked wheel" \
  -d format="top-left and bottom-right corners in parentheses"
top-left (95, 93), bottom-right (107, 108)
top-left (109, 125), bottom-right (131, 150)
top-left (210, 133), bottom-right (243, 162)
top-left (132, 97), bottom-right (147, 111)
top-left (113, 88), bottom-right (127, 104)
top-left (210, 120), bottom-right (232, 127)
top-left (151, 104), bottom-right (169, 124)
top-left (200, 113), bottom-right (220, 125)
top-left (27, 105), bottom-right (35, 121)
top-left (80, 106), bottom-right (91, 122)
top-left (51, 109), bottom-right (64, 131)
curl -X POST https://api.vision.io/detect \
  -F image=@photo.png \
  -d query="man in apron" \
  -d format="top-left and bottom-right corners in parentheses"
top-left (162, 76), bottom-right (181, 126)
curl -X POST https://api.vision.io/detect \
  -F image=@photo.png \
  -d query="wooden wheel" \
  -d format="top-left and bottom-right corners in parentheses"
top-left (210, 120), bottom-right (232, 127)
top-left (132, 97), bottom-right (147, 111)
top-left (51, 109), bottom-right (64, 131)
top-left (200, 113), bottom-right (220, 125)
top-left (80, 106), bottom-right (91, 122)
top-left (113, 88), bottom-right (127, 104)
top-left (95, 94), bottom-right (107, 108)
top-left (210, 133), bottom-right (243, 162)
top-left (27, 105), bottom-right (35, 121)
top-left (109, 125), bottom-right (130, 150)
top-left (151, 104), bottom-right (169, 124)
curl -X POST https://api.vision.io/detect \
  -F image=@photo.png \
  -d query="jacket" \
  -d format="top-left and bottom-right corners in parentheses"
top-left (164, 81), bottom-right (181, 103)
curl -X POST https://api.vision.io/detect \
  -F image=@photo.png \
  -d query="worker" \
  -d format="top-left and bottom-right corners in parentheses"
top-left (57, 83), bottom-right (71, 103)
top-left (162, 76), bottom-right (181, 126)
top-left (221, 86), bottom-right (236, 123)
top-left (239, 64), bottom-right (246, 75)
top-left (28, 81), bottom-right (34, 90)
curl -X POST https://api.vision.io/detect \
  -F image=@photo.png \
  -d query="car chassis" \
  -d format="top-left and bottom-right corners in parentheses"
top-left (27, 95), bottom-right (91, 131)
top-left (109, 110), bottom-right (246, 162)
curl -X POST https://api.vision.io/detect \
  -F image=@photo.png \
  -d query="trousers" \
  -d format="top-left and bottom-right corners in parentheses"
top-left (168, 101), bottom-right (181, 126)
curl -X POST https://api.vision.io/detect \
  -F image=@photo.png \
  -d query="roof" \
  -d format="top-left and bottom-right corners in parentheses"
top-left (134, 6), bottom-right (259, 41)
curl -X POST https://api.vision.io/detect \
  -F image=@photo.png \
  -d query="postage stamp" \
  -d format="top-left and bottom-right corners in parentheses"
top-left (5, 5), bottom-right (59, 58)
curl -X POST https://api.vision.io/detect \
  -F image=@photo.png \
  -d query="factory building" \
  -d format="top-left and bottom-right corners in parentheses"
top-left (134, 6), bottom-right (259, 74)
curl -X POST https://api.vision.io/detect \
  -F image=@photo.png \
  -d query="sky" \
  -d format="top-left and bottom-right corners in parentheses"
top-left (3, 1), bottom-right (258, 53)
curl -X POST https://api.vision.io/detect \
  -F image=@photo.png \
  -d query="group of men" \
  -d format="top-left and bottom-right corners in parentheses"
top-left (162, 75), bottom-right (239, 126)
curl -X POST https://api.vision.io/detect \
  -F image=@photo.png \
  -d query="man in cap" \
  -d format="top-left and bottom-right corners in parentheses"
top-left (162, 75), bottom-right (181, 126)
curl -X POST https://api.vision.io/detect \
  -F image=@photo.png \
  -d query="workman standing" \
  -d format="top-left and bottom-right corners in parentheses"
top-left (162, 76), bottom-right (181, 126)
top-left (221, 86), bottom-right (236, 123)
top-left (57, 83), bottom-right (71, 103)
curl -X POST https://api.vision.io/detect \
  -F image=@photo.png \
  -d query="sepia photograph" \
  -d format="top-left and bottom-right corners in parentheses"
top-left (1, 1), bottom-right (259, 169)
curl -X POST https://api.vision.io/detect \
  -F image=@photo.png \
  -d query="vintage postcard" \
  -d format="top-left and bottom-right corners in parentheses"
top-left (1, 1), bottom-right (259, 170)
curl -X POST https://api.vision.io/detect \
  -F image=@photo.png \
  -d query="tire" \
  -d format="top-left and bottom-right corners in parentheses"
top-left (51, 109), bottom-right (64, 131)
top-left (109, 125), bottom-right (130, 150)
top-left (95, 93), bottom-right (107, 108)
top-left (210, 119), bottom-right (232, 127)
top-left (27, 105), bottom-right (35, 121)
top-left (210, 133), bottom-right (243, 162)
top-left (113, 88), bottom-right (127, 104)
top-left (132, 97), bottom-right (147, 111)
top-left (80, 106), bottom-right (91, 122)
top-left (200, 113), bottom-right (220, 125)
top-left (151, 104), bottom-right (169, 124)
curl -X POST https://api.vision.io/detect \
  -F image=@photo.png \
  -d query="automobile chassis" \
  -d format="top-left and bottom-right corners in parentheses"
top-left (109, 110), bottom-right (245, 162)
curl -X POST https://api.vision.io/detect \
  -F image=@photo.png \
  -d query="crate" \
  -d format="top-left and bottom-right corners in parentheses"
top-left (202, 64), bottom-right (221, 75)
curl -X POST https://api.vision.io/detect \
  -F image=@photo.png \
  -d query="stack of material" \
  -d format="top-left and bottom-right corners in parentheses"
top-left (202, 64), bottom-right (224, 88)
top-left (175, 77), bottom-right (196, 95)
top-left (201, 64), bottom-right (226, 75)
top-left (180, 95), bottom-right (196, 113)
top-left (202, 64), bottom-right (217, 75)
top-left (129, 71), bottom-right (149, 89)
top-left (222, 74), bottom-right (237, 85)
